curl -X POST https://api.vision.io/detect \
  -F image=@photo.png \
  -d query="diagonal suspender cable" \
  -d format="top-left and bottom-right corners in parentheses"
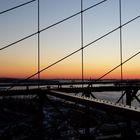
top-left (25, 14), bottom-right (140, 76)
top-left (7, 50), bottom-right (140, 90)
top-left (95, 51), bottom-right (140, 81)
top-left (0, 0), bottom-right (36, 15)
top-left (7, 15), bottom-right (140, 90)
top-left (0, 0), bottom-right (108, 51)
top-left (1, 0), bottom-right (139, 90)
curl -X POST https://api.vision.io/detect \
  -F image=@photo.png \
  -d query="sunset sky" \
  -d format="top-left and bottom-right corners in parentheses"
top-left (0, 0), bottom-right (140, 79)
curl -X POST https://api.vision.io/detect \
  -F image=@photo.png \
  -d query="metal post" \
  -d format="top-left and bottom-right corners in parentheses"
top-left (124, 89), bottom-right (136, 140)
top-left (84, 89), bottom-right (90, 138)
top-left (126, 89), bottom-right (132, 106)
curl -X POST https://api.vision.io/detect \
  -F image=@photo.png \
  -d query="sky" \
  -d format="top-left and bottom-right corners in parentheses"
top-left (0, 0), bottom-right (140, 79)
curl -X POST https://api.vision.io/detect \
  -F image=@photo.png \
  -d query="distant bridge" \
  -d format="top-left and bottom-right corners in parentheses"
top-left (0, 79), bottom-right (140, 88)
top-left (0, 80), bottom-right (140, 121)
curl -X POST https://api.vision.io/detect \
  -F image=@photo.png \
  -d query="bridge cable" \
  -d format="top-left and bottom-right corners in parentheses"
top-left (95, 51), bottom-right (140, 81)
top-left (0, 0), bottom-right (108, 51)
top-left (119, 0), bottom-right (123, 103)
top-left (37, 0), bottom-right (40, 87)
top-left (0, 0), bottom-right (36, 15)
top-left (3, 5), bottom-right (140, 89)
top-left (7, 36), bottom-right (140, 90)
top-left (6, 14), bottom-right (140, 90)
top-left (81, 0), bottom-right (84, 88)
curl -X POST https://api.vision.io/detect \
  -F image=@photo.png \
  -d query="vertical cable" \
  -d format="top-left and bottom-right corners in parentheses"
top-left (38, 0), bottom-right (40, 87)
top-left (81, 1), bottom-right (90, 135)
top-left (119, 0), bottom-right (123, 103)
top-left (81, 0), bottom-right (84, 88)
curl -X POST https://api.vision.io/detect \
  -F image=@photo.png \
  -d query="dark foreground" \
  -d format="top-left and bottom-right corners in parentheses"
top-left (0, 95), bottom-right (140, 140)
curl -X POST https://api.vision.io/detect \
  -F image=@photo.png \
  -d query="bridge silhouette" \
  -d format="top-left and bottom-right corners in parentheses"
top-left (0, 0), bottom-right (140, 139)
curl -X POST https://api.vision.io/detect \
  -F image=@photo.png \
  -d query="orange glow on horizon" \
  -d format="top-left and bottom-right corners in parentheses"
top-left (1, 58), bottom-right (140, 79)
top-left (1, 69), bottom-right (140, 79)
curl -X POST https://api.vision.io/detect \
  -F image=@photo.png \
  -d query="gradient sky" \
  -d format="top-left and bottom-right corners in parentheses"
top-left (0, 0), bottom-right (140, 79)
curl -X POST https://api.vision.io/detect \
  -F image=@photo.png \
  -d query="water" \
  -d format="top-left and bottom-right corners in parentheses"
top-left (0, 79), bottom-right (140, 107)
top-left (92, 91), bottom-right (140, 107)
